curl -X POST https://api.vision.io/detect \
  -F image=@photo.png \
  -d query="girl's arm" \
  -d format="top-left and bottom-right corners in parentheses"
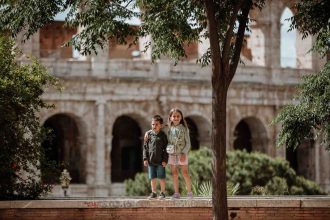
top-left (143, 130), bottom-right (151, 143)
top-left (181, 127), bottom-right (191, 154)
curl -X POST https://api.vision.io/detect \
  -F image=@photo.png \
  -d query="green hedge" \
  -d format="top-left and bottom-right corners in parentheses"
top-left (125, 147), bottom-right (326, 196)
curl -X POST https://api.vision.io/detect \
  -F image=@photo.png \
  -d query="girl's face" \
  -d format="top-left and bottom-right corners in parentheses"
top-left (170, 111), bottom-right (182, 126)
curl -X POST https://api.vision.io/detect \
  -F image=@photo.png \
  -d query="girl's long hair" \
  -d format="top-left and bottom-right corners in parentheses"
top-left (168, 108), bottom-right (188, 128)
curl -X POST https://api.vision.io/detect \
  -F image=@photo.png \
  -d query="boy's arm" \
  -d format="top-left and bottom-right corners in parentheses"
top-left (143, 136), bottom-right (149, 162)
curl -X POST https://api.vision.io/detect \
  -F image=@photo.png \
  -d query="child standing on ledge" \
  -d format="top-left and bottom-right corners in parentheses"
top-left (167, 108), bottom-right (193, 199)
top-left (143, 115), bottom-right (168, 199)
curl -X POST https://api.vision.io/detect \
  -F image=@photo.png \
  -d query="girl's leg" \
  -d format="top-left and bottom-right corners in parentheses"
top-left (181, 165), bottom-right (192, 192)
top-left (171, 165), bottom-right (179, 193)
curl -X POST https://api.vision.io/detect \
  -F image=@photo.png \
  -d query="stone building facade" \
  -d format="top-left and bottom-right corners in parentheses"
top-left (16, 0), bottom-right (330, 196)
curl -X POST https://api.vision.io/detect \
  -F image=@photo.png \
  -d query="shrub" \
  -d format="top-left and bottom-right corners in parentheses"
top-left (125, 147), bottom-right (326, 196)
top-left (227, 149), bottom-right (325, 195)
top-left (0, 35), bottom-right (59, 199)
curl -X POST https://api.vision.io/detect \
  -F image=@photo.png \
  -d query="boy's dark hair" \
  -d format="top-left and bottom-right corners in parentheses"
top-left (152, 115), bottom-right (163, 124)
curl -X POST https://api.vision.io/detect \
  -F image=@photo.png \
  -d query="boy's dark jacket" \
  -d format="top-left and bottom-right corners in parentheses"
top-left (143, 130), bottom-right (168, 165)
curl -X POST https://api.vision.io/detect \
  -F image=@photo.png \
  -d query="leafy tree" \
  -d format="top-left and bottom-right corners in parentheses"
top-left (289, 0), bottom-right (330, 57)
top-left (274, 63), bottom-right (330, 149)
top-left (274, 0), bottom-right (330, 149)
top-left (0, 35), bottom-right (59, 199)
top-left (0, 1), bottom-right (268, 219)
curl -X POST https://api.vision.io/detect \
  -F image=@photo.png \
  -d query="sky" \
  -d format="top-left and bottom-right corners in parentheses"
top-left (280, 7), bottom-right (296, 68)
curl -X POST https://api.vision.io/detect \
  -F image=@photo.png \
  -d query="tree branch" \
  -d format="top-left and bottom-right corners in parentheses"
top-left (228, 0), bottom-right (251, 82)
top-left (222, 0), bottom-right (243, 68)
top-left (204, 0), bottom-right (222, 87)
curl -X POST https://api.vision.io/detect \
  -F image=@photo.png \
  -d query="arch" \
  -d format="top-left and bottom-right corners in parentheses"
top-left (42, 113), bottom-right (86, 183)
top-left (185, 117), bottom-right (199, 150)
top-left (185, 114), bottom-right (211, 149)
top-left (280, 7), bottom-right (297, 68)
top-left (233, 117), bottom-right (269, 153)
top-left (111, 115), bottom-right (143, 182)
top-left (286, 138), bottom-right (316, 180)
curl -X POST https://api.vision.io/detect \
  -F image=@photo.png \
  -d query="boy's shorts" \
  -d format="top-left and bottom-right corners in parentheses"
top-left (148, 165), bottom-right (166, 179)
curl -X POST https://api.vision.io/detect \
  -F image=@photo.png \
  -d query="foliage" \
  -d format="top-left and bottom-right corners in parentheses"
top-left (289, 0), bottom-right (330, 57)
top-left (0, 0), bottom-right (265, 64)
top-left (126, 148), bottom-right (325, 196)
top-left (0, 35), bottom-right (59, 199)
top-left (126, 147), bottom-right (236, 197)
top-left (275, 0), bottom-right (330, 151)
top-left (273, 62), bottom-right (330, 150)
top-left (197, 181), bottom-right (213, 197)
top-left (250, 186), bottom-right (267, 195)
top-left (227, 149), bottom-right (325, 195)
top-left (264, 177), bottom-right (289, 195)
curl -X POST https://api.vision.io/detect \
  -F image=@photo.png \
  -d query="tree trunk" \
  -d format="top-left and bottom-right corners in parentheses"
top-left (212, 68), bottom-right (229, 220)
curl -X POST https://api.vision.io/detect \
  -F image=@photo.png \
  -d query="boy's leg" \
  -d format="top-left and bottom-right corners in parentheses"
top-left (160, 179), bottom-right (166, 192)
top-left (148, 165), bottom-right (158, 198)
top-left (151, 178), bottom-right (157, 193)
top-left (148, 179), bottom-right (157, 199)
top-left (157, 165), bottom-right (166, 192)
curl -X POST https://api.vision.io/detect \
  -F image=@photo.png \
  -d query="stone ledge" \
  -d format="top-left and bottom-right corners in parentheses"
top-left (1, 196), bottom-right (330, 209)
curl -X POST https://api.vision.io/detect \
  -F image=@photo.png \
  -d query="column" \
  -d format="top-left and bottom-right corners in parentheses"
top-left (93, 99), bottom-right (108, 196)
top-left (261, 2), bottom-right (281, 69)
top-left (91, 42), bottom-right (109, 76)
top-left (139, 35), bottom-right (152, 60)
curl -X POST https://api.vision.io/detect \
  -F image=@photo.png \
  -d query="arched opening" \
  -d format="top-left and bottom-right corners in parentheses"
top-left (111, 115), bottom-right (142, 182)
top-left (42, 114), bottom-right (84, 183)
top-left (233, 117), bottom-right (268, 153)
top-left (280, 7), bottom-right (296, 68)
top-left (233, 120), bottom-right (252, 152)
top-left (286, 139), bottom-right (315, 180)
top-left (185, 117), bottom-right (200, 150)
top-left (185, 115), bottom-right (211, 149)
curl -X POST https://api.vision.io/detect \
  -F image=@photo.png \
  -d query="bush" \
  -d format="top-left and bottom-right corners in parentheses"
top-left (125, 147), bottom-right (326, 196)
top-left (227, 149), bottom-right (325, 195)
top-left (0, 35), bottom-right (59, 199)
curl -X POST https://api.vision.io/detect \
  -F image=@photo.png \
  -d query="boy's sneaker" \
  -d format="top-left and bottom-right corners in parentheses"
top-left (171, 192), bottom-right (180, 199)
top-left (158, 192), bottom-right (166, 200)
top-left (148, 192), bottom-right (157, 199)
top-left (187, 192), bottom-right (193, 199)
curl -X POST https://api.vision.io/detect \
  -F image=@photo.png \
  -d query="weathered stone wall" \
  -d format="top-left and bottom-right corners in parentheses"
top-left (1, 197), bottom-right (330, 220)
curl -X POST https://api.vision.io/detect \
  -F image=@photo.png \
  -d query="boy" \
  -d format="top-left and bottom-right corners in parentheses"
top-left (143, 115), bottom-right (168, 199)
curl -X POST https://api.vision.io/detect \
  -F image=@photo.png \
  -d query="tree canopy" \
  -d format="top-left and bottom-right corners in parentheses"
top-left (0, 35), bottom-right (58, 199)
top-left (274, 62), bottom-right (330, 149)
top-left (275, 0), bottom-right (330, 149)
top-left (289, 0), bottom-right (330, 57)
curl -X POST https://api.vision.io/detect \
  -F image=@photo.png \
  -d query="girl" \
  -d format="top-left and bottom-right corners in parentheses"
top-left (166, 108), bottom-right (192, 199)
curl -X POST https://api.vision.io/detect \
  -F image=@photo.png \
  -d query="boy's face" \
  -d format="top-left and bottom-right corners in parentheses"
top-left (151, 120), bottom-right (162, 133)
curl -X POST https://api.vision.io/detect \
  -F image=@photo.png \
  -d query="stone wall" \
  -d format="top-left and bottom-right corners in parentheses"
top-left (1, 197), bottom-right (330, 220)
